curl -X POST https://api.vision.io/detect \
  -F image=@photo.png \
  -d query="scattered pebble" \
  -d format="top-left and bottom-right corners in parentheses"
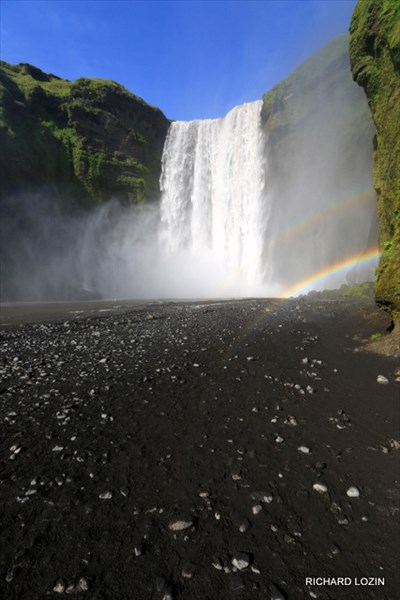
top-left (5, 568), bottom-right (17, 583)
top-left (377, 375), bottom-right (389, 384)
top-left (313, 483), bottom-right (328, 494)
top-left (346, 486), bottom-right (360, 498)
top-left (231, 553), bottom-right (251, 570)
top-left (251, 491), bottom-right (273, 503)
top-left (99, 491), bottom-right (113, 500)
top-left (53, 579), bottom-right (66, 593)
top-left (168, 518), bottom-right (193, 531)
top-left (298, 445), bottom-right (310, 454)
top-left (239, 519), bottom-right (250, 533)
top-left (75, 578), bottom-right (88, 592)
top-left (212, 558), bottom-right (223, 570)
top-left (181, 564), bottom-right (194, 579)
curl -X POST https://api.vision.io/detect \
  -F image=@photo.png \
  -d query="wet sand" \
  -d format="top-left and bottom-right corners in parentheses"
top-left (0, 297), bottom-right (399, 600)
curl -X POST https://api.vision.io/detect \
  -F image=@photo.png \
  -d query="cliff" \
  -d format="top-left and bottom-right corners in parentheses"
top-left (261, 35), bottom-right (377, 289)
top-left (0, 62), bottom-right (170, 204)
top-left (350, 0), bottom-right (400, 314)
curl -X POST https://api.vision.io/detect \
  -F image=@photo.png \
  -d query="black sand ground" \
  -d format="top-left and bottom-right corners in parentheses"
top-left (0, 298), bottom-right (399, 600)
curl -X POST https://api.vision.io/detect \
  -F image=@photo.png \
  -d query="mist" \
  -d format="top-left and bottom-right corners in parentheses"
top-left (0, 190), bottom-right (249, 302)
top-left (0, 44), bottom-right (379, 303)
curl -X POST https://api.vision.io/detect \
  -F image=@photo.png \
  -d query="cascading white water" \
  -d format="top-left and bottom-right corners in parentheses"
top-left (159, 101), bottom-right (274, 295)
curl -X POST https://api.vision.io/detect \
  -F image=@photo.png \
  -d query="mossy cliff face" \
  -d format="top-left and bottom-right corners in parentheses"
top-left (350, 0), bottom-right (400, 314)
top-left (0, 62), bottom-right (170, 204)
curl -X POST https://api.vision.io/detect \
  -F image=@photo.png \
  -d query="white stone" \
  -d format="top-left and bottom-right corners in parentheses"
top-left (99, 491), bottom-right (113, 500)
top-left (346, 486), bottom-right (360, 498)
top-left (53, 581), bottom-right (66, 593)
top-left (168, 519), bottom-right (193, 531)
top-left (75, 578), bottom-right (88, 592)
top-left (252, 504), bottom-right (262, 514)
top-left (377, 375), bottom-right (389, 385)
top-left (231, 554), bottom-right (250, 570)
top-left (313, 483), bottom-right (328, 494)
top-left (298, 445), bottom-right (310, 454)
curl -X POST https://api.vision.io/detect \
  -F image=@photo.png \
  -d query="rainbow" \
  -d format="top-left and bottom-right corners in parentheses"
top-left (282, 247), bottom-right (381, 298)
top-left (270, 189), bottom-right (376, 249)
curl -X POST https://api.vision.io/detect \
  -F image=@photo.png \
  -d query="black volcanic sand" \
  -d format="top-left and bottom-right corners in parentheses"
top-left (0, 298), bottom-right (399, 600)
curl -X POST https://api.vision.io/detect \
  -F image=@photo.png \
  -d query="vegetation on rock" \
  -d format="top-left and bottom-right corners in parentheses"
top-left (304, 281), bottom-right (375, 300)
top-left (0, 62), bottom-right (170, 204)
top-left (350, 0), bottom-right (400, 314)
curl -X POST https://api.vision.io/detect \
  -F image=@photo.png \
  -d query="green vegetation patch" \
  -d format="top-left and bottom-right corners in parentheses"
top-left (350, 0), bottom-right (400, 313)
top-left (0, 60), bottom-right (170, 205)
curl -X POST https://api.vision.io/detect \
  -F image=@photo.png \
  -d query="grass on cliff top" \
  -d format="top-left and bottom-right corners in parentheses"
top-left (0, 61), bottom-right (159, 111)
top-left (0, 61), bottom-right (72, 99)
top-left (71, 77), bottom-right (154, 108)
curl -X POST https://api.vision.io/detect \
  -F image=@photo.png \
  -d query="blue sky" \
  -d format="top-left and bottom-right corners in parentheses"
top-left (1, 0), bottom-right (357, 120)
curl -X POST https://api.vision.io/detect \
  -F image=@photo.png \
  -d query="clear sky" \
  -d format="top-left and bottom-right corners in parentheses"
top-left (1, 0), bottom-right (357, 121)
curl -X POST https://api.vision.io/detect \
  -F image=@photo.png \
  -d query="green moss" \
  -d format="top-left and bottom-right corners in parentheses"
top-left (370, 332), bottom-right (382, 340)
top-left (0, 60), bottom-right (170, 204)
top-left (350, 0), bottom-right (400, 313)
top-left (304, 281), bottom-right (375, 300)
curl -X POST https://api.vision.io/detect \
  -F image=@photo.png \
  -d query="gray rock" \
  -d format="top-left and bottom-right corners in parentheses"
top-left (5, 568), bottom-right (17, 583)
top-left (239, 519), bottom-right (250, 533)
top-left (53, 579), bottom-right (66, 593)
top-left (212, 557), bottom-right (223, 570)
top-left (251, 491), bottom-right (273, 504)
top-left (99, 491), bottom-right (113, 500)
top-left (231, 552), bottom-right (251, 570)
top-left (377, 375), bottom-right (389, 384)
top-left (313, 483), bottom-right (328, 494)
top-left (168, 518), bottom-right (193, 531)
top-left (181, 562), bottom-right (195, 578)
top-left (75, 577), bottom-right (88, 592)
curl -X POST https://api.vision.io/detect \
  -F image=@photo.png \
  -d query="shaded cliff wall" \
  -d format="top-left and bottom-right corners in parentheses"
top-left (350, 0), bottom-right (400, 314)
top-left (261, 34), bottom-right (377, 289)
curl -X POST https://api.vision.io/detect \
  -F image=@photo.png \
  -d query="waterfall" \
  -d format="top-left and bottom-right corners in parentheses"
top-left (159, 101), bottom-right (273, 296)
